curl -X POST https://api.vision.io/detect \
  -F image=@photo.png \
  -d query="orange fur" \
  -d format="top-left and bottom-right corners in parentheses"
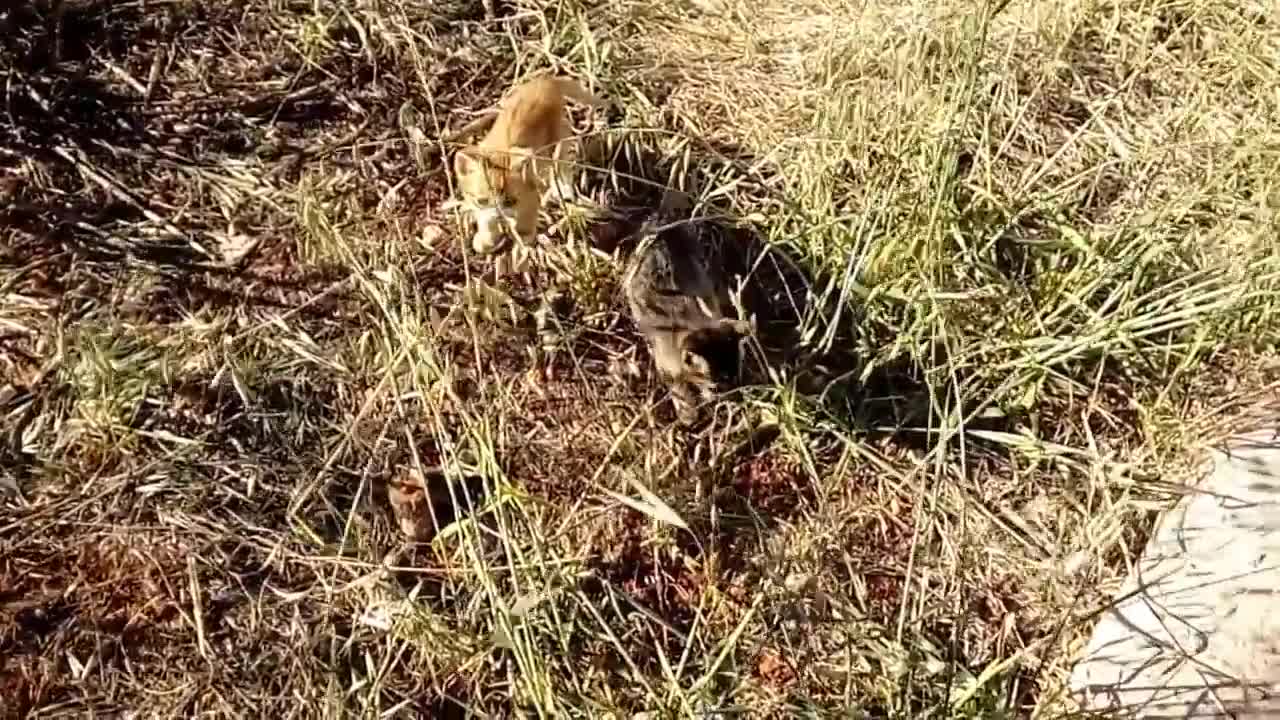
top-left (453, 75), bottom-right (604, 255)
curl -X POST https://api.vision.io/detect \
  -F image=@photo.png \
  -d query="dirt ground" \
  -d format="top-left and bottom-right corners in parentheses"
top-left (3, 0), bottom-right (1279, 717)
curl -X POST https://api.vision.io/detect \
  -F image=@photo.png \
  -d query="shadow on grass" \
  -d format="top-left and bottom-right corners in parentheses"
top-left (557, 133), bottom-right (1041, 681)
top-left (577, 130), bottom-right (983, 437)
top-left (2, 0), bottom-right (351, 274)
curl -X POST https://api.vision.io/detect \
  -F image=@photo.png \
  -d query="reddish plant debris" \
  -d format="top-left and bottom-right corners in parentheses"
top-left (586, 510), bottom-right (705, 638)
top-left (730, 450), bottom-right (811, 516)
top-left (978, 573), bottom-right (1025, 624)
top-left (1, 535), bottom-right (186, 644)
top-left (864, 573), bottom-right (905, 621)
top-left (754, 647), bottom-right (798, 691)
top-left (0, 532), bottom-right (189, 714)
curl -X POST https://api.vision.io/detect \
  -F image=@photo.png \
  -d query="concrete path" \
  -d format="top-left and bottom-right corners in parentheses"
top-left (1070, 429), bottom-right (1280, 718)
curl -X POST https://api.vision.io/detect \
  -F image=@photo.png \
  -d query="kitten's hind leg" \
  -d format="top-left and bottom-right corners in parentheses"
top-left (542, 137), bottom-right (580, 205)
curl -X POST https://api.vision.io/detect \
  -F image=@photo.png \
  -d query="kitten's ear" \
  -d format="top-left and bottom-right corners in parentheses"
top-left (454, 146), bottom-right (483, 177)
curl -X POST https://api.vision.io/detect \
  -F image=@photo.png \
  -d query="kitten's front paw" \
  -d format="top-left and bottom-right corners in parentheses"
top-left (672, 388), bottom-right (702, 428)
top-left (472, 231), bottom-right (511, 256)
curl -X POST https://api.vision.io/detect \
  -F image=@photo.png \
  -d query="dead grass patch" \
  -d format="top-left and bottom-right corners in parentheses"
top-left (2, 0), bottom-right (1279, 716)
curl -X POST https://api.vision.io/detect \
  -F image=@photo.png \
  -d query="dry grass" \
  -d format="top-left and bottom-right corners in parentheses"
top-left (2, 0), bottom-right (1279, 717)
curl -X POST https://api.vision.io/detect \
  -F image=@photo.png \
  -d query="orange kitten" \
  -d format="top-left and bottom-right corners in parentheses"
top-left (453, 75), bottom-right (604, 256)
